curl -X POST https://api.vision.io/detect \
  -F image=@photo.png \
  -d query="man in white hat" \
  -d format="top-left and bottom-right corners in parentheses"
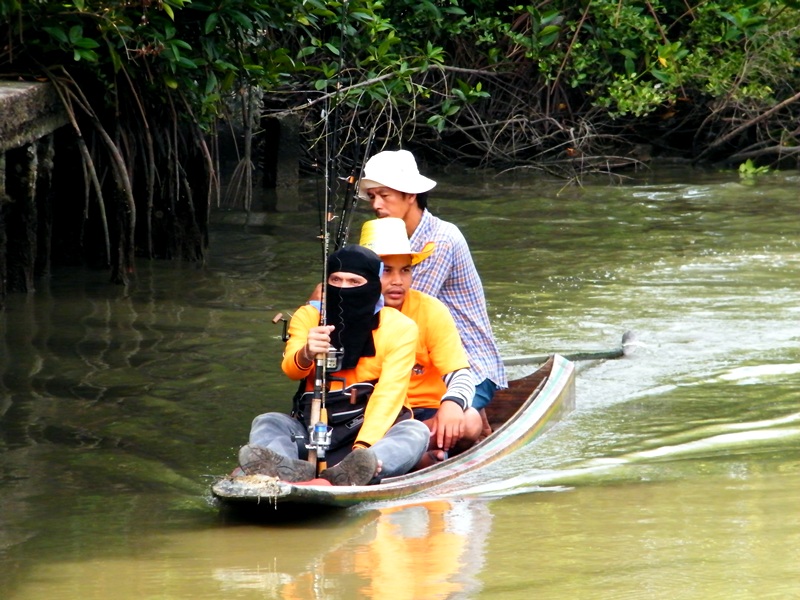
top-left (360, 218), bottom-right (483, 465)
top-left (358, 150), bottom-right (507, 429)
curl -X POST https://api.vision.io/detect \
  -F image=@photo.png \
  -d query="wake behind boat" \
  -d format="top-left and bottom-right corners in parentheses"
top-left (211, 353), bottom-right (576, 509)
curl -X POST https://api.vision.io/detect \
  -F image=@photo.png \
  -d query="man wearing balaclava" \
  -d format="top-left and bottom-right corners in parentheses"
top-left (238, 245), bottom-right (430, 486)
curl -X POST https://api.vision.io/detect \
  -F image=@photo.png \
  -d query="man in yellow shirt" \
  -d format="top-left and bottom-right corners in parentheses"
top-left (238, 245), bottom-right (430, 485)
top-left (360, 218), bottom-right (483, 466)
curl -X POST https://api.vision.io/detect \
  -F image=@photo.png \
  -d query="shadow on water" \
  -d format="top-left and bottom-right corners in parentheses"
top-left (214, 498), bottom-right (351, 526)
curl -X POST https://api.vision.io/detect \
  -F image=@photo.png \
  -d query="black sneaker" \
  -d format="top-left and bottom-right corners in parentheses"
top-left (319, 448), bottom-right (378, 486)
top-left (237, 445), bottom-right (315, 482)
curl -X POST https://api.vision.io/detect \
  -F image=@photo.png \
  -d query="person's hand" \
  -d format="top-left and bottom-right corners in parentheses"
top-left (429, 401), bottom-right (465, 452)
top-left (303, 325), bottom-right (335, 362)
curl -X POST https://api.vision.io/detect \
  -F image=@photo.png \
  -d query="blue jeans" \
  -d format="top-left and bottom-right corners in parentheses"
top-left (248, 412), bottom-right (429, 481)
top-left (472, 378), bottom-right (499, 411)
top-left (413, 407), bottom-right (438, 421)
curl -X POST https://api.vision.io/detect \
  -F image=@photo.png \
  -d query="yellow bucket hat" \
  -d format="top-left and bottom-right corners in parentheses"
top-left (359, 218), bottom-right (435, 266)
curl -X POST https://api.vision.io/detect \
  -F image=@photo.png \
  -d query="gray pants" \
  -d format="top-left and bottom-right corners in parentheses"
top-left (249, 412), bottom-right (429, 480)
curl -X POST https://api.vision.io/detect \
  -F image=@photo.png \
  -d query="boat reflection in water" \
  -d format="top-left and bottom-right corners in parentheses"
top-left (215, 500), bottom-right (492, 599)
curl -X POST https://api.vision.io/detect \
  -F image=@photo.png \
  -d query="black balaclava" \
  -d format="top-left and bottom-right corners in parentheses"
top-left (325, 245), bottom-right (382, 370)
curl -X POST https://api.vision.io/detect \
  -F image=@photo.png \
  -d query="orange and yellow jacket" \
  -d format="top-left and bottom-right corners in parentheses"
top-left (282, 304), bottom-right (418, 449)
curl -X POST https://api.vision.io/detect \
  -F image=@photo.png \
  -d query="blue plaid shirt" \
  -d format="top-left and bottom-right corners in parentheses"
top-left (409, 210), bottom-right (508, 388)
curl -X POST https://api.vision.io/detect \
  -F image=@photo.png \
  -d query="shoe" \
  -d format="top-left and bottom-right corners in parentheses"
top-left (319, 448), bottom-right (377, 486)
top-left (237, 445), bottom-right (315, 482)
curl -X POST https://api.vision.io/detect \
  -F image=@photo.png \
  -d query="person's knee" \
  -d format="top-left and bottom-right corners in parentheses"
top-left (251, 412), bottom-right (288, 428)
top-left (249, 412), bottom-right (300, 449)
top-left (393, 418), bottom-right (430, 447)
top-left (463, 408), bottom-right (483, 442)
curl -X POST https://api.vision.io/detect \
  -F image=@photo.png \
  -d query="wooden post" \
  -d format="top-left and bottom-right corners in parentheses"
top-left (261, 114), bottom-right (300, 212)
top-left (0, 152), bottom-right (7, 306)
top-left (36, 135), bottom-right (55, 279)
top-left (5, 143), bottom-right (39, 293)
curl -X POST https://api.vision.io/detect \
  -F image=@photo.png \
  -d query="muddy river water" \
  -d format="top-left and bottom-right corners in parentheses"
top-left (1, 166), bottom-right (799, 599)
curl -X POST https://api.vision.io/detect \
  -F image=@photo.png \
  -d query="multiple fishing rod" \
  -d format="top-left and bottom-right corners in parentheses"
top-left (304, 0), bottom-right (377, 473)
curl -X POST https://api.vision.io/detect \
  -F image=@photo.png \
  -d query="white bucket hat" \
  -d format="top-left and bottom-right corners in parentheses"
top-left (357, 150), bottom-right (437, 199)
top-left (359, 218), bottom-right (435, 266)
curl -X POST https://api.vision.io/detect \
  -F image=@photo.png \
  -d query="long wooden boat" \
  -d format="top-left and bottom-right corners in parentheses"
top-left (211, 353), bottom-right (576, 509)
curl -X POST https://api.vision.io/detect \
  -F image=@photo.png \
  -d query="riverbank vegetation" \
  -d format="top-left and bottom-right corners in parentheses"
top-left (1, 0), bottom-right (799, 282)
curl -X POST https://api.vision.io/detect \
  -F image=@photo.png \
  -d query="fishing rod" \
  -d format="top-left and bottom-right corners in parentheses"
top-left (305, 97), bottom-right (338, 474)
top-left (304, 0), bottom-right (353, 473)
top-left (335, 124), bottom-right (376, 250)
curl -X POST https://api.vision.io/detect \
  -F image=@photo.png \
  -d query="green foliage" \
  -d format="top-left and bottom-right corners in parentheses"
top-left (738, 158), bottom-right (770, 180)
top-left (3, 0), bottom-right (800, 161)
top-left (517, 0), bottom-right (800, 118)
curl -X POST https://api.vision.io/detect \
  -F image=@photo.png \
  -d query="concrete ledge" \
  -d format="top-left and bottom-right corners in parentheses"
top-left (0, 81), bottom-right (69, 153)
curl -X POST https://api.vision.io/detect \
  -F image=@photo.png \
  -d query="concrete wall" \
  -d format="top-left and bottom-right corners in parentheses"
top-left (0, 82), bottom-right (68, 153)
top-left (0, 82), bottom-right (68, 302)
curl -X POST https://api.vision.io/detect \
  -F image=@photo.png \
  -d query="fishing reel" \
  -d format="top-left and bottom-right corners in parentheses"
top-left (320, 347), bottom-right (344, 372)
top-left (306, 421), bottom-right (333, 459)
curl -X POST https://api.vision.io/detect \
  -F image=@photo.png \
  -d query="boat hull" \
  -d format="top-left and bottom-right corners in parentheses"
top-left (212, 354), bottom-right (576, 508)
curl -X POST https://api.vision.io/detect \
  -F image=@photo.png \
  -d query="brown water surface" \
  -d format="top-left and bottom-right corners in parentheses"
top-left (2, 166), bottom-right (799, 599)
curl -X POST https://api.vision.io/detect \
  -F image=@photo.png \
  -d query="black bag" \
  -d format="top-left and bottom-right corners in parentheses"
top-left (296, 382), bottom-right (377, 455)
top-left (295, 381), bottom-right (411, 465)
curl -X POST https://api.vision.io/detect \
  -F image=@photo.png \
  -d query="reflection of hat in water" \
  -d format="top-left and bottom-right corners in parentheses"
top-left (359, 218), bottom-right (434, 266)
top-left (357, 150), bottom-right (437, 199)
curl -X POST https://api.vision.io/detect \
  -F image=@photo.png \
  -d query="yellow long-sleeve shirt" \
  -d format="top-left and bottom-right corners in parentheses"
top-left (282, 304), bottom-right (418, 448)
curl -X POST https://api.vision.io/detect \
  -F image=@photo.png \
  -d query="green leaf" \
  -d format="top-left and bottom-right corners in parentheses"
top-left (73, 48), bottom-right (98, 63)
top-left (651, 68), bottom-right (671, 84)
top-left (68, 25), bottom-right (82, 44)
top-left (74, 38), bottom-right (100, 49)
top-left (107, 43), bottom-right (122, 73)
top-left (426, 114), bottom-right (446, 132)
top-left (204, 72), bottom-right (218, 95)
top-left (213, 59), bottom-right (238, 71)
top-left (204, 13), bottom-right (219, 35)
top-left (42, 26), bottom-right (68, 44)
top-left (229, 11), bottom-right (254, 30)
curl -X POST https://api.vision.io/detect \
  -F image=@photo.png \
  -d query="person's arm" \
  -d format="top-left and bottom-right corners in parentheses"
top-left (430, 368), bottom-right (475, 451)
top-left (441, 368), bottom-right (475, 410)
top-left (281, 305), bottom-right (333, 380)
top-left (354, 312), bottom-right (418, 448)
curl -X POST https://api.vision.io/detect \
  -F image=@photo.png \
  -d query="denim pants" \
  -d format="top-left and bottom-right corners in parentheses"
top-left (472, 378), bottom-right (499, 411)
top-left (248, 412), bottom-right (429, 480)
